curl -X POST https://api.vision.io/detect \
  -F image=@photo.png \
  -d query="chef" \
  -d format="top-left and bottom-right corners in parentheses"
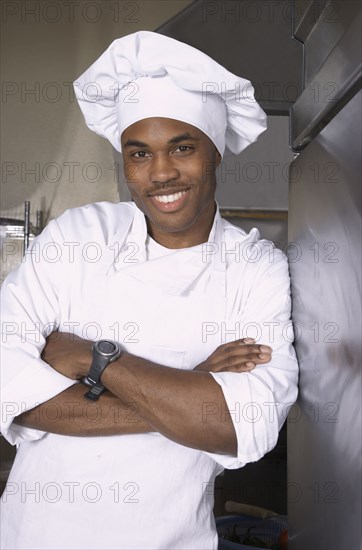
top-left (0, 31), bottom-right (298, 549)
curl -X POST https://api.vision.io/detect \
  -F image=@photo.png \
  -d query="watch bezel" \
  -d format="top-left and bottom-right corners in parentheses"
top-left (92, 339), bottom-right (121, 360)
top-left (86, 339), bottom-right (122, 389)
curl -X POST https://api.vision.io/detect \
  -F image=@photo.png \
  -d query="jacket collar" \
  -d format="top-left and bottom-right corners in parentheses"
top-left (107, 202), bottom-right (226, 296)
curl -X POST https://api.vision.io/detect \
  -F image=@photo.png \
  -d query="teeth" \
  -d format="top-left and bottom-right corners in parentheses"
top-left (153, 191), bottom-right (186, 203)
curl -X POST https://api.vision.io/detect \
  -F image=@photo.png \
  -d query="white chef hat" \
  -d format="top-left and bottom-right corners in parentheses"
top-left (74, 31), bottom-right (267, 157)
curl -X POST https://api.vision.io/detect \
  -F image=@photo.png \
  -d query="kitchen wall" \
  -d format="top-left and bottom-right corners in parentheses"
top-left (1, 0), bottom-right (193, 224)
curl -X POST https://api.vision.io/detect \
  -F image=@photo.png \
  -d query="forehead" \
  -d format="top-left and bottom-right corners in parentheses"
top-left (121, 117), bottom-right (209, 145)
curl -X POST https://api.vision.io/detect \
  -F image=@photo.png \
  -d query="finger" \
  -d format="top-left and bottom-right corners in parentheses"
top-left (244, 344), bottom-right (272, 355)
top-left (217, 342), bottom-right (272, 357)
top-left (255, 353), bottom-right (271, 364)
top-left (222, 350), bottom-right (272, 369)
top-left (203, 354), bottom-right (265, 372)
top-left (216, 339), bottom-right (255, 353)
top-left (219, 356), bottom-right (274, 372)
top-left (215, 349), bottom-right (272, 365)
top-left (242, 353), bottom-right (271, 365)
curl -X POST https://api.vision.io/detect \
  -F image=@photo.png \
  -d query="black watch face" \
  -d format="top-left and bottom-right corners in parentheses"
top-left (97, 340), bottom-right (117, 355)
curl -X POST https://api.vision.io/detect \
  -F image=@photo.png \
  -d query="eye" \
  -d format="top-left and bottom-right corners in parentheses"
top-left (174, 145), bottom-right (193, 154)
top-left (131, 151), bottom-right (150, 159)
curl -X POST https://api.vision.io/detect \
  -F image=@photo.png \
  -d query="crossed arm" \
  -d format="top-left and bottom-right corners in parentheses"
top-left (15, 333), bottom-right (272, 455)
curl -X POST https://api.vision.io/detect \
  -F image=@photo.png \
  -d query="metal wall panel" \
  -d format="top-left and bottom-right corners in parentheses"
top-left (291, 5), bottom-right (362, 150)
top-left (288, 90), bottom-right (362, 550)
top-left (294, 1), bottom-right (358, 87)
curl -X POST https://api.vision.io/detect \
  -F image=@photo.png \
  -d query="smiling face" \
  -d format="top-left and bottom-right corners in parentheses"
top-left (121, 117), bottom-right (221, 249)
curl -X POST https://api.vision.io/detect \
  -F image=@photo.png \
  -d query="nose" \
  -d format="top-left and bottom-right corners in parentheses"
top-left (149, 154), bottom-right (180, 184)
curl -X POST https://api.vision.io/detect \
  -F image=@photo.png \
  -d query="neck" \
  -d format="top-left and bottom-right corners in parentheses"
top-left (147, 201), bottom-right (217, 249)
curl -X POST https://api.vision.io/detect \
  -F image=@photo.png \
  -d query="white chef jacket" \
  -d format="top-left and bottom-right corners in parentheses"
top-left (0, 201), bottom-right (298, 550)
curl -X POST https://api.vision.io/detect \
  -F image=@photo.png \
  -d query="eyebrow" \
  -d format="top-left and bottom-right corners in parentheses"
top-left (168, 133), bottom-right (199, 145)
top-left (122, 139), bottom-right (149, 148)
top-left (122, 133), bottom-right (199, 149)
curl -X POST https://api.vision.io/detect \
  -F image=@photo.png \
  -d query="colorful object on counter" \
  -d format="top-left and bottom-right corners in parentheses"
top-left (217, 513), bottom-right (288, 550)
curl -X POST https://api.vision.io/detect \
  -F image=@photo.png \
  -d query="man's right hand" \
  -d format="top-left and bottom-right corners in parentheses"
top-left (42, 331), bottom-right (92, 380)
top-left (194, 338), bottom-right (272, 373)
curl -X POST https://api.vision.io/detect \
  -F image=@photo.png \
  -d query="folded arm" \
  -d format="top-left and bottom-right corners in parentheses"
top-left (15, 382), bottom-right (154, 437)
top-left (14, 333), bottom-right (271, 455)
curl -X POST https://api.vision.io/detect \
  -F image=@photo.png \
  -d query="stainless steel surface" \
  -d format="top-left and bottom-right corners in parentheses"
top-left (288, 90), bottom-right (362, 550)
top-left (293, 1), bottom-right (324, 41)
top-left (24, 200), bottom-right (30, 252)
top-left (294, 1), bottom-right (358, 87)
top-left (0, 212), bottom-right (37, 284)
top-left (36, 210), bottom-right (43, 235)
top-left (157, 0), bottom-right (302, 114)
top-left (291, 6), bottom-right (362, 150)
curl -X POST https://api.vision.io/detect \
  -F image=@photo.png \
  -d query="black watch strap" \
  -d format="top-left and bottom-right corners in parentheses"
top-left (87, 353), bottom-right (112, 386)
top-left (84, 384), bottom-right (107, 401)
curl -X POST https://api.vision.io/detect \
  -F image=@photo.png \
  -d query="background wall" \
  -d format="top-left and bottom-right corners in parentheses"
top-left (1, 0), bottom-right (193, 223)
top-left (1, 1), bottom-right (293, 229)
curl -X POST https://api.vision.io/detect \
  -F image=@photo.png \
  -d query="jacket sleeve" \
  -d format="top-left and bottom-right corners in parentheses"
top-left (205, 244), bottom-right (299, 469)
top-left (0, 219), bottom-right (76, 445)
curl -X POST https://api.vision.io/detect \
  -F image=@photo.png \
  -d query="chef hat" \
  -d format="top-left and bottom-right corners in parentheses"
top-left (74, 31), bottom-right (267, 156)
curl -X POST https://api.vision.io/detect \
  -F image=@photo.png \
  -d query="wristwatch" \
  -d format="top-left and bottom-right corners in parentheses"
top-left (84, 340), bottom-right (121, 401)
